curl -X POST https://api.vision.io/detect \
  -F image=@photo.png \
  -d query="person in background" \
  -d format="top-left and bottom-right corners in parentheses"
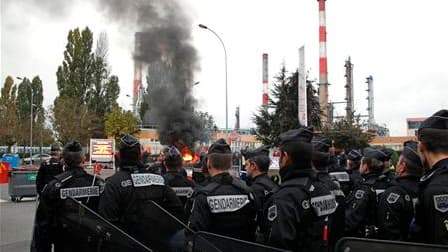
top-left (345, 147), bottom-right (388, 238)
top-left (312, 135), bottom-right (346, 251)
top-left (346, 149), bottom-right (363, 192)
top-left (264, 127), bottom-right (337, 251)
top-left (98, 135), bottom-right (183, 250)
top-left (377, 141), bottom-right (422, 241)
top-left (242, 145), bottom-right (279, 242)
top-left (188, 139), bottom-right (257, 241)
top-left (34, 141), bottom-right (105, 252)
top-left (36, 143), bottom-right (63, 195)
top-left (412, 110), bottom-right (448, 245)
top-left (162, 146), bottom-right (194, 210)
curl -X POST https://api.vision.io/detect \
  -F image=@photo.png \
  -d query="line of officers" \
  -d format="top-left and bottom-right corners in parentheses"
top-left (32, 109), bottom-right (448, 252)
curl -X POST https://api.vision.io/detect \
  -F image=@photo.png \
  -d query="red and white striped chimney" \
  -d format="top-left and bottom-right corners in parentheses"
top-left (262, 53), bottom-right (269, 107)
top-left (318, 0), bottom-right (329, 125)
top-left (133, 32), bottom-right (142, 114)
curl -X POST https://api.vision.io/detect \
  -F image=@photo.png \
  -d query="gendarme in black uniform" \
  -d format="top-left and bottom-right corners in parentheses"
top-left (188, 139), bottom-right (257, 241)
top-left (162, 146), bottom-right (194, 208)
top-left (35, 141), bottom-right (104, 252)
top-left (345, 147), bottom-right (389, 238)
top-left (242, 145), bottom-right (279, 242)
top-left (265, 128), bottom-right (337, 252)
top-left (377, 176), bottom-right (419, 240)
top-left (412, 110), bottom-right (448, 245)
top-left (98, 135), bottom-right (184, 251)
top-left (346, 149), bottom-right (363, 192)
top-left (243, 145), bottom-right (278, 208)
top-left (36, 144), bottom-right (63, 195)
top-left (377, 142), bottom-right (422, 241)
top-left (312, 135), bottom-right (346, 251)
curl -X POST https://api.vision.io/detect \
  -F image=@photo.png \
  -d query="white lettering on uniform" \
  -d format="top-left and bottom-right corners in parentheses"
top-left (172, 187), bottom-right (194, 197)
top-left (121, 179), bottom-right (132, 187)
top-left (310, 194), bottom-right (337, 216)
top-left (131, 174), bottom-right (165, 187)
top-left (206, 195), bottom-right (250, 213)
top-left (329, 172), bottom-right (350, 182)
top-left (60, 186), bottom-right (100, 199)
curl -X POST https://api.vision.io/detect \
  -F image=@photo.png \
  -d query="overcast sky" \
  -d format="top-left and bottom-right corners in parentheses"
top-left (2, 0), bottom-right (447, 136)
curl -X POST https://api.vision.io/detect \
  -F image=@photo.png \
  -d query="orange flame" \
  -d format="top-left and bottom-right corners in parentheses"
top-left (181, 146), bottom-right (200, 163)
top-left (183, 153), bottom-right (193, 162)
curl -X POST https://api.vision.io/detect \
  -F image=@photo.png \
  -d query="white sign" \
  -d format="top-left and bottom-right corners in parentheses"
top-left (90, 139), bottom-right (115, 163)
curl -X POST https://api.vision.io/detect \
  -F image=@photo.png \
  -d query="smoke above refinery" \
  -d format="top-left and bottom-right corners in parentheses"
top-left (96, 0), bottom-right (202, 148)
top-left (80, 0), bottom-right (204, 149)
top-left (5, 0), bottom-right (203, 148)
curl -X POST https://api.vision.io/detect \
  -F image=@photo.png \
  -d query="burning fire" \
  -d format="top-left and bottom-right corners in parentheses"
top-left (181, 146), bottom-right (199, 163)
top-left (183, 153), bottom-right (193, 162)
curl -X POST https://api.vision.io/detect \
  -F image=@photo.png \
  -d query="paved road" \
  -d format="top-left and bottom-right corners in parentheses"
top-left (0, 184), bottom-right (36, 252)
top-left (0, 167), bottom-right (116, 252)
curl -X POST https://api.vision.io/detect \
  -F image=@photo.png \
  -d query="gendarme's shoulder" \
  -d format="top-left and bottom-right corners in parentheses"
top-left (105, 171), bottom-right (130, 183)
top-left (273, 185), bottom-right (308, 200)
top-left (384, 185), bottom-right (405, 195)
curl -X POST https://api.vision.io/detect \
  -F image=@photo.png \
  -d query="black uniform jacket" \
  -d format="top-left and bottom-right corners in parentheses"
top-left (188, 172), bottom-right (257, 241)
top-left (377, 175), bottom-right (419, 241)
top-left (345, 172), bottom-right (380, 237)
top-left (317, 171), bottom-right (345, 250)
top-left (98, 167), bottom-right (184, 227)
top-left (347, 169), bottom-right (363, 194)
top-left (38, 166), bottom-right (104, 252)
top-left (36, 157), bottom-right (63, 195)
top-left (247, 174), bottom-right (279, 208)
top-left (163, 170), bottom-right (195, 205)
top-left (265, 165), bottom-right (337, 252)
top-left (413, 158), bottom-right (448, 245)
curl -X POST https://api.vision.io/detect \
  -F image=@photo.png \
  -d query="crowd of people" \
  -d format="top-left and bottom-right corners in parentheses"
top-left (30, 109), bottom-right (448, 252)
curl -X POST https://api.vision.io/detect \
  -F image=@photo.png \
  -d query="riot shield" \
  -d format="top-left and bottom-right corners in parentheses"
top-left (66, 197), bottom-right (152, 252)
top-left (147, 200), bottom-right (290, 252)
top-left (335, 237), bottom-right (448, 252)
top-left (192, 231), bottom-right (291, 252)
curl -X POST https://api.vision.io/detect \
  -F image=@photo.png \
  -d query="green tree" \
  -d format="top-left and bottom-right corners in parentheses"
top-left (306, 80), bottom-right (322, 129)
top-left (105, 107), bottom-right (140, 144)
top-left (0, 76), bottom-right (19, 152)
top-left (323, 113), bottom-right (373, 151)
top-left (196, 111), bottom-right (216, 143)
top-left (53, 27), bottom-right (120, 142)
top-left (56, 27), bottom-right (95, 101)
top-left (253, 66), bottom-right (322, 145)
top-left (51, 96), bottom-right (97, 145)
top-left (88, 32), bottom-right (120, 137)
top-left (16, 76), bottom-right (45, 146)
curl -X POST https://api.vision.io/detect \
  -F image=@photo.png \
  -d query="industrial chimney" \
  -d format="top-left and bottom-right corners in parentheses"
top-left (366, 75), bottom-right (375, 129)
top-left (344, 57), bottom-right (354, 121)
top-left (262, 53), bottom-right (269, 107)
top-left (133, 32), bottom-right (143, 116)
top-left (318, 0), bottom-right (329, 126)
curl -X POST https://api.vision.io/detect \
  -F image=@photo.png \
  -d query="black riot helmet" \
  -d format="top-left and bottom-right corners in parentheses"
top-left (62, 141), bottom-right (84, 167)
top-left (163, 146), bottom-right (183, 169)
top-left (119, 135), bottom-right (141, 167)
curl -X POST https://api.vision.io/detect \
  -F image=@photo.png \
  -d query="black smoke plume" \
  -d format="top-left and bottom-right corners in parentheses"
top-left (97, 0), bottom-right (202, 149)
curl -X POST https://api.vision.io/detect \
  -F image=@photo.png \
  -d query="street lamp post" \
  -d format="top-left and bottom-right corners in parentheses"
top-left (198, 24), bottom-right (228, 134)
top-left (16, 77), bottom-right (33, 162)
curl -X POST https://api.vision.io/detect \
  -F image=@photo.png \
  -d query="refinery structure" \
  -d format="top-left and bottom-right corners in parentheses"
top-left (131, 0), bottom-right (391, 152)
